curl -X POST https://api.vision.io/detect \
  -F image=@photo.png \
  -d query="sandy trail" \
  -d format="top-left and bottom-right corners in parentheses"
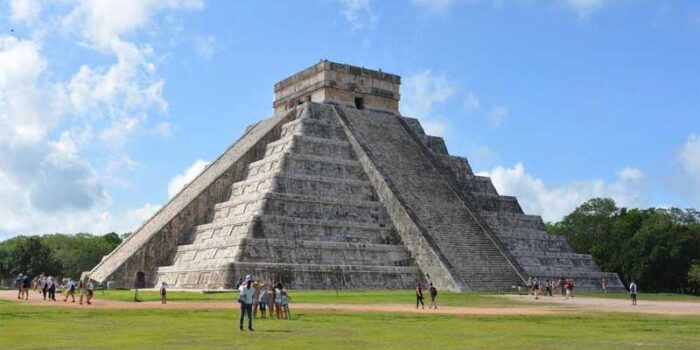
top-left (2, 291), bottom-right (699, 316)
top-left (503, 294), bottom-right (700, 316)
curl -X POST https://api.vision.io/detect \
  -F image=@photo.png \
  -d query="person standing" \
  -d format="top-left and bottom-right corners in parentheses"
top-left (533, 279), bottom-right (540, 300)
top-left (629, 281), bottom-right (638, 305)
top-left (428, 283), bottom-right (438, 309)
top-left (63, 278), bottom-right (76, 303)
top-left (559, 277), bottom-right (566, 296)
top-left (266, 285), bottom-right (276, 319)
top-left (252, 282), bottom-right (261, 318)
top-left (160, 282), bottom-right (168, 304)
top-left (281, 289), bottom-right (291, 320)
top-left (601, 278), bottom-right (608, 294)
top-left (415, 282), bottom-right (425, 309)
top-left (86, 279), bottom-right (94, 305)
top-left (21, 274), bottom-right (31, 300)
top-left (545, 279), bottom-right (552, 297)
top-left (274, 282), bottom-right (284, 319)
top-left (238, 276), bottom-right (255, 331)
top-left (258, 285), bottom-right (268, 319)
top-left (47, 277), bottom-right (56, 301)
top-left (41, 273), bottom-right (48, 300)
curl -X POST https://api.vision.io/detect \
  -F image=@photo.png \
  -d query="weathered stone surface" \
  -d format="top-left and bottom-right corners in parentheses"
top-left (90, 61), bottom-right (623, 291)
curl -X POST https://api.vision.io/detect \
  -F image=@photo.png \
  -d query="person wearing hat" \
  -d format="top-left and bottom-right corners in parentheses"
top-left (238, 275), bottom-right (255, 331)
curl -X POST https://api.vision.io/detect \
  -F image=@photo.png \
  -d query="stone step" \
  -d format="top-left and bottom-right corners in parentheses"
top-left (156, 262), bottom-right (422, 290)
top-left (500, 236), bottom-right (573, 255)
top-left (280, 115), bottom-right (346, 140)
top-left (480, 211), bottom-right (547, 231)
top-left (280, 154), bottom-right (367, 181)
top-left (289, 135), bottom-right (355, 160)
top-left (231, 174), bottom-right (375, 201)
top-left (472, 195), bottom-right (522, 214)
top-left (251, 215), bottom-right (400, 244)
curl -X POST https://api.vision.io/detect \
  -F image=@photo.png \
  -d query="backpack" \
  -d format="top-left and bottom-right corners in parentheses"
top-left (430, 286), bottom-right (437, 297)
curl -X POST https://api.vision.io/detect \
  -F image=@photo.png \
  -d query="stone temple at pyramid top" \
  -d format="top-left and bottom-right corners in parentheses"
top-left (273, 60), bottom-right (401, 114)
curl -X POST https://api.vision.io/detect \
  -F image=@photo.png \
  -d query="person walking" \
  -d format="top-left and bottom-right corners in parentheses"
top-left (629, 281), bottom-right (638, 305)
top-left (85, 279), bottom-right (94, 305)
top-left (238, 276), bottom-right (255, 331)
top-left (41, 273), bottom-right (48, 300)
top-left (63, 278), bottom-right (76, 303)
top-left (545, 279), bottom-right (552, 297)
top-left (428, 283), bottom-right (438, 309)
top-left (533, 278), bottom-right (540, 300)
top-left (415, 282), bottom-right (425, 309)
top-left (601, 277), bottom-right (608, 294)
top-left (16, 273), bottom-right (23, 299)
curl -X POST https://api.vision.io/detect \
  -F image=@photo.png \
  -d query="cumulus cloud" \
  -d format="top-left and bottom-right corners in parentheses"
top-left (0, 1), bottom-right (204, 237)
top-left (675, 133), bottom-right (700, 206)
top-left (339, 0), bottom-right (378, 30)
top-left (167, 159), bottom-right (209, 198)
top-left (401, 70), bottom-right (455, 136)
top-left (477, 162), bottom-right (647, 222)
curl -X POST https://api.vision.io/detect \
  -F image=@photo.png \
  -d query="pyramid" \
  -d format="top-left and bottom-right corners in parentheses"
top-left (89, 61), bottom-right (623, 291)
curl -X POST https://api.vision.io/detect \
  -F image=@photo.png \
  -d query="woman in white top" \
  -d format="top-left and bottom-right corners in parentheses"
top-left (238, 276), bottom-right (255, 331)
top-left (274, 282), bottom-right (283, 319)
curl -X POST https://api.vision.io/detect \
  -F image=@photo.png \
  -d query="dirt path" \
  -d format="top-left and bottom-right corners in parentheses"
top-left (503, 294), bottom-right (700, 316)
top-left (3, 291), bottom-right (699, 316)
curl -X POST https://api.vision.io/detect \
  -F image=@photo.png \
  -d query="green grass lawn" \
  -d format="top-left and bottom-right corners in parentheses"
top-left (95, 289), bottom-right (532, 307)
top-left (573, 291), bottom-right (700, 302)
top-left (1, 300), bottom-right (699, 350)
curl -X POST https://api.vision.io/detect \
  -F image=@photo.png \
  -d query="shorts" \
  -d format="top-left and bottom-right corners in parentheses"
top-left (259, 302), bottom-right (266, 310)
top-left (87, 290), bottom-right (94, 297)
top-left (630, 293), bottom-right (636, 299)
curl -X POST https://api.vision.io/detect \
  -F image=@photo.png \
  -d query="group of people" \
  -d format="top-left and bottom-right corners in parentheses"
top-left (415, 282), bottom-right (438, 309)
top-left (236, 275), bottom-right (292, 332)
top-left (528, 277), bottom-right (576, 300)
top-left (14, 273), bottom-right (95, 305)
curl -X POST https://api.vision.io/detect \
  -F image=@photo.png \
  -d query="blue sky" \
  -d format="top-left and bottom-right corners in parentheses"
top-left (1, 0), bottom-right (699, 239)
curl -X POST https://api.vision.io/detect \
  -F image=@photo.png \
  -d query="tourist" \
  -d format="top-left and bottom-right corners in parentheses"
top-left (258, 284), bottom-right (268, 318)
top-left (64, 278), bottom-right (76, 303)
top-left (629, 280), bottom-right (637, 305)
top-left (274, 282), bottom-right (283, 319)
top-left (47, 277), bottom-right (56, 301)
top-left (16, 273), bottom-right (23, 299)
top-left (569, 279), bottom-right (575, 299)
top-left (252, 282), bottom-right (261, 318)
top-left (41, 273), bottom-right (48, 300)
top-left (601, 277), bottom-right (608, 294)
top-left (78, 278), bottom-right (85, 305)
top-left (545, 279), bottom-right (552, 297)
top-left (560, 278), bottom-right (567, 297)
top-left (21, 274), bottom-right (31, 300)
top-left (281, 289), bottom-right (291, 320)
top-left (428, 282), bottom-right (438, 309)
top-left (533, 278), bottom-right (540, 300)
top-left (565, 279), bottom-right (572, 299)
top-left (415, 282), bottom-right (425, 309)
top-left (238, 275), bottom-right (255, 331)
top-left (266, 285), bottom-right (276, 319)
top-left (86, 278), bottom-right (94, 305)
top-left (160, 281), bottom-right (168, 304)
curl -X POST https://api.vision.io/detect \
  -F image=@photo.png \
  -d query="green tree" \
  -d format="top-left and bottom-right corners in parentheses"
top-left (548, 198), bottom-right (618, 253)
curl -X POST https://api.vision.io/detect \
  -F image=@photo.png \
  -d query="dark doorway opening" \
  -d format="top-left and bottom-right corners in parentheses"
top-left (135, 272), bottom-right (146, 289)
top-left (354, 97), bottom-right (364, 110)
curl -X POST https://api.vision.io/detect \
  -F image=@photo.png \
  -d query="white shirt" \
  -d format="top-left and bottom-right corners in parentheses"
top-left (238, 285), bottom-right (255, 304)
top-left (629, 282), bottom-right (637, 294)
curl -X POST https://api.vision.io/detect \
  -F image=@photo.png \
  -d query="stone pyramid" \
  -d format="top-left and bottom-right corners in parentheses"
top-left (89, 61), bottom-right (623, 291)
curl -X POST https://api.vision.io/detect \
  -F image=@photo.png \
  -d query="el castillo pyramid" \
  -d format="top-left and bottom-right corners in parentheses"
top-left (89, 61), bottom-right (623, 291)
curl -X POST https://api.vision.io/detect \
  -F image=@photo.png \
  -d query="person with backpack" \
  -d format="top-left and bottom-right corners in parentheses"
top-left (629, 281), bottom-right (638, 305)
top-left (160, 281), bottom-right (168, 304)
top-left (47, 277), bottom-right (56, 301)
top-left (415, 282), bottom-right (425, 309)
top-left (428, 283), bottom-right (438, 309)
top-left (21, 274), bottom-right (31, 300)
top-left (63, 278), bottom-right (76, 303)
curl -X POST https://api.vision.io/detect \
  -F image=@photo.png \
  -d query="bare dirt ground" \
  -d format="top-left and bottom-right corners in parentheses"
top-left (503, 294), bottom-right (700, 316)
top-left (2, 290), bottom-right (699, 316)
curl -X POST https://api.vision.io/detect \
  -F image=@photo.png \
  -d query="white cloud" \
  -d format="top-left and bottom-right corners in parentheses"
top-left (0, 1), bottom-right (204, 238)
top-left (465, 90), bottom-right (481, 112)
top-left (401, 70), bottom-right (455, 136)
top-left (9, 0), bottom-right (41, 23)
top-left (193, 35), bottom-right (218, 59)
top-left (151, 121), bottom-right (174, 137)
top-left (675, 133), bottom-right (700, 206)
top-left (488, 105), bottom-right (507, 128)
top-left (167, 159), bottom-right (209, 198)
top-left (563, 0), bottom-right (606, 18)
top-left (339, 0), bottom-right (378, 30)
top-left (477, 162), bottom-right (647, 222)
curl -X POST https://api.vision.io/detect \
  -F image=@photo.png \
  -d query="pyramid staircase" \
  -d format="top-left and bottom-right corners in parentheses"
top-left (154, 105), bottom-right (422, 289)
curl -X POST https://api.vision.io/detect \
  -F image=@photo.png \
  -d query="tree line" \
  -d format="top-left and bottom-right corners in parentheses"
top-left (547, 198), bottom-right (700, 294)
top-left (0, 232), bottom-right (125, 283)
